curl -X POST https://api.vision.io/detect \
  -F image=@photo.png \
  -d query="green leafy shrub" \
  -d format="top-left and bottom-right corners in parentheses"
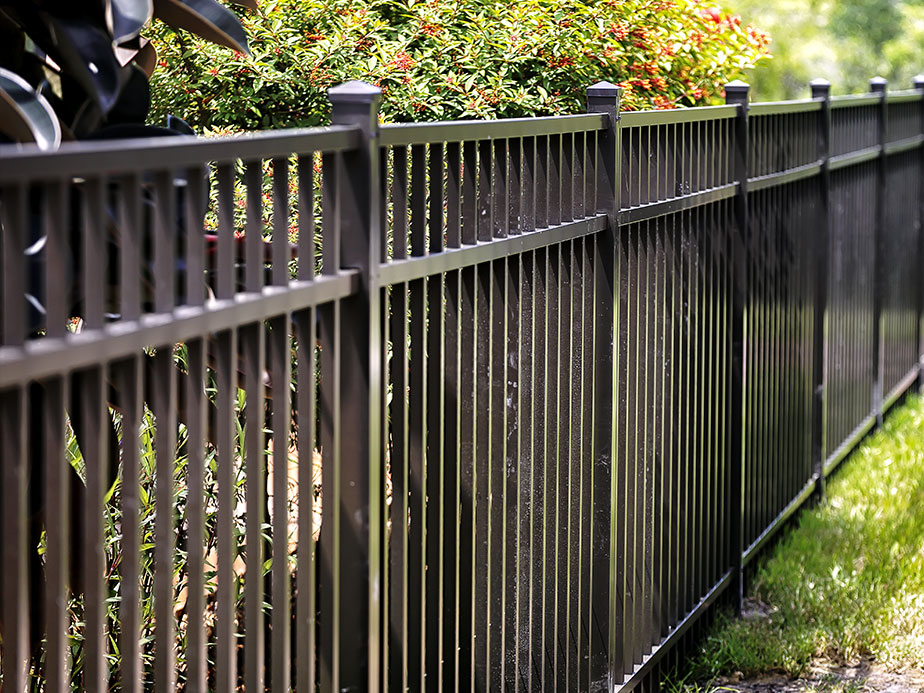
top-left (149, 0), bottom-right (770, 129)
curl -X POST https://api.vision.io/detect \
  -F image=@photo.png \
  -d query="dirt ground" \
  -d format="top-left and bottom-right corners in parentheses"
top-left (714, 659), bottom-right (924, 692)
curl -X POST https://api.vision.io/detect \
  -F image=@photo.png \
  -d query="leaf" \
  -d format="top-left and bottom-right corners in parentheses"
top-left (134, 39), bottom-right (158, 77)
top-left (0, 67), bottom-right (61, 150)
top-left (105, 64), bottom-right (150, 125)
top-left (166, 114), bottom-right (195, 134)
top-left (38, 12), bottom-right (123, 114)
top-left (114, 37), bottom-right (158, 78)
top-left (153, 0), bottom-right (250, 54)
top-left (107, 0), bottom-right (154, 44)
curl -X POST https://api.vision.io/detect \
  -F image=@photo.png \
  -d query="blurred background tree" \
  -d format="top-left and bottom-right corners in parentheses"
top-left (735, 0), bottom-right (924, 100)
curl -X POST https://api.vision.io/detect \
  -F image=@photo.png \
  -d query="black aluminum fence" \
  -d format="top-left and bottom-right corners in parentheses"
top-left (0, 75), bottom-right (922, 692)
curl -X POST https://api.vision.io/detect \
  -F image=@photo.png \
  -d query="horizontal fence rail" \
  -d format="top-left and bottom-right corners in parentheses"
top-left (1, 74), bottom-right (923, 692)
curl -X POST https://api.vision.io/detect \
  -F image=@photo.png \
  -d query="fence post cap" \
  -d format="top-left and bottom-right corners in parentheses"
top-left (587, 80), bottom-right (622, 97)
top-left (869, 76), bottom-right (888, 93)
top-left (724, 80), bottom-right (749, 107)
top-left (586, 81), bottom-right (622, 115)
top-left (913, 75), bottom-right (924, 90)
top-left (724, 80), bottom-right (750, 99)
top-left (328, 80), bottom-right (383, 105)
top-left (810, 78), bottom-right (831, 99)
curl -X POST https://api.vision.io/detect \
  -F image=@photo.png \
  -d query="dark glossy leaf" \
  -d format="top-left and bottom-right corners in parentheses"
top-left (108, 0), bottom-right (153, 44)
top-left (69, 95), bottom-right (104, 137)
top-left (106, 63), bottom-right (149, 124)
top-left (226, 0), bottom-right (259, 10)
top-left (133, 38), bottom-right (157, 77)
top-left (153, 0), bottom-right (249, 54)
top-left (0, 66), bottom-right (61, 149)
top-left (38, 12), bottom-right (123, 113)
top-left (114, 37), bottom-right (157, 77)
top-left (166, 113), bottom-right (195, 134)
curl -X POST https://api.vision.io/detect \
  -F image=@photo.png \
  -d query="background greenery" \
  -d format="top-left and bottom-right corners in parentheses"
top-left (733, 0), bottom-right (924, 100)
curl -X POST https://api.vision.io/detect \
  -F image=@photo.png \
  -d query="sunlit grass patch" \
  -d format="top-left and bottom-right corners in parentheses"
top-left (674, 394), bottom-right (924, 688)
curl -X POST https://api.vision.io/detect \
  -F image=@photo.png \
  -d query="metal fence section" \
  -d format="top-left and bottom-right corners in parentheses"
top-left (0, 118), bottom-right (370, 692)
top-left (376, 101), bottom-right (614, 692)
top-left (1, 76), bottom-right (923, 692)
top-left (739, 97), bottom-right (821, 564)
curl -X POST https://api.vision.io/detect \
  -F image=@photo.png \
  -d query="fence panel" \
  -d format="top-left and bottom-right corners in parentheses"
top-left (825, 159), bottom-right (877, 464)
top-left (2, 80), bottom-right (924, 693)
top-left (831, 97), bottom-right (880, 157)
top-left (738, 102), bottom-right (821, 561)
top-left (377, 110), bottom-right (612, 692)
top-left (742, 177), bottom-right (818, 557)
top-left (613, 203), bottom-right (734, 685)
top-left (881, 149), bottom-right (921, 399)
top-left (0, 127), bottom-right (366, 692)
top-left (885, 93), bottom-right (921, 144)
top-left (613, 103), bottom-right (738, 686)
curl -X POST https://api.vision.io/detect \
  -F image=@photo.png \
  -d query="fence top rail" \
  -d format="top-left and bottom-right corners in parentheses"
top-left (749, 99), bottom-right (823, 116)
top-left (0, 125), bottom-right (360, 183)
top-left (378, 112), bottom-right (606, 146)
top-left (830, 93), bottom-right (882, 108)
top-left (0, 272), bottom-right (359, 387)
top-left (886, 90), bottom-right (923, 104)
top-left (620, 104), bottom-right (737, 128)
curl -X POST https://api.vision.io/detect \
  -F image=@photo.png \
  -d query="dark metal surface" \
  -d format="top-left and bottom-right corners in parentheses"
top-left (1, 77), bottom-right (922, 693)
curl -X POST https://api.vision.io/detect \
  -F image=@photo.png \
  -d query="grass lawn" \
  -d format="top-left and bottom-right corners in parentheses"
top-left (669, 394), bottom-right (924, 690)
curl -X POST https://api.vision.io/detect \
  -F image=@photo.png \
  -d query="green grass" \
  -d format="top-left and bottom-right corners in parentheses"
top-left (672, 394), bottom-right (924, 688)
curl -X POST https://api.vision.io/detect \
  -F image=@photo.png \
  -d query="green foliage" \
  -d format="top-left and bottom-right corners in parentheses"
top-left (674, 395), bottom-right (924, 687)
top-left (733, 0), bottom-right (924, 101)
top-left (148, 0), bottom-right (770, 129)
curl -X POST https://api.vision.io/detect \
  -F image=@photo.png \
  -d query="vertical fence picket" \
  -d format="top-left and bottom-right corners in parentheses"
top-left (215, 327), bottom-right (238, 693)
top-left (1, 386), bottom-right (29, 692)
top-left (296, 306), bottom-right (318, 693)
top-left (442, 267), bottom-right (461, 691)
top-left (71, 369), bottom-right (108, 693)
top-left (268, 313), bottom-right (292, 692)
top-left (183, 339), bottom-right (207, 693)
top-left (43, 376), bottom-right (70, 693)
top-left (243, 320), bottom-right (266, 693)
top-left (151, 349), bottom-right (177, 692)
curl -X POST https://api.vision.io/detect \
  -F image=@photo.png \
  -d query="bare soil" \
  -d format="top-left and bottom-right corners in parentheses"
top-left (714, 659), bottom-right (924, 692)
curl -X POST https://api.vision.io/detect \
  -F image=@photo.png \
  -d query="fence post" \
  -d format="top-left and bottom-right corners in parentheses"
top-left (586, 80), bottom-right (620, 689)
top-left (810, 79), bottom-right (831, 501)
top-left (871, 76), bottom-right (887, 426)
top-left (327, 80), bottom-right (383, 693)
top-left (914, 75), bottom-right (924, 393)
top-left (725, 80), bottom-right (749, 616)
top-left (1, 387), bottom-right (29, 692)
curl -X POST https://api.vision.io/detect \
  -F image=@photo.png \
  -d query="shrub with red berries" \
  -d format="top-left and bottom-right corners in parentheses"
top-left (149, 0), bottom-right (769, 129)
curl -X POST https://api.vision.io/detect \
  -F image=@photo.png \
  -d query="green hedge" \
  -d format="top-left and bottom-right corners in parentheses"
top-left (149, 0), bottom-right (769, 130)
